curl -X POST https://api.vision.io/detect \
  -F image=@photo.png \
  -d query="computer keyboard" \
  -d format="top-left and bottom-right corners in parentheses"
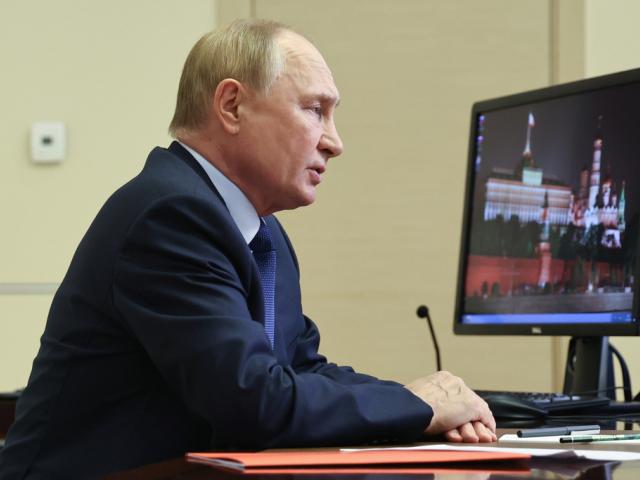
top-left (476, 390), bottom-right (610, 419)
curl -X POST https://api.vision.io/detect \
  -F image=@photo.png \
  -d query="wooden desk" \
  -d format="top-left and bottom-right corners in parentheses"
top-left (105, 430), bottom-right (640, 480)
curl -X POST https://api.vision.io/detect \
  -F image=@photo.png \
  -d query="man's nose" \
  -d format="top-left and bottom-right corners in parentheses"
top-left (321, 121), bottom-right (344, 159)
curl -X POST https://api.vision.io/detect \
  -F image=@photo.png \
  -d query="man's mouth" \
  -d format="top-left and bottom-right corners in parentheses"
top-left (308, 170), bottom-right (321, 185)
top-left (308, 165), bottom-right (325, 185)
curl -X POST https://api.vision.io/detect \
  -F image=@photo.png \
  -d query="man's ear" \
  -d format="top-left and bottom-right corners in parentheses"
top-left (213, 78), bottom-right (244, 134)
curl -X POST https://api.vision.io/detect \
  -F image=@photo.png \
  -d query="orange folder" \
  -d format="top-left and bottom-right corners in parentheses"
top-left (187, 448), bottom-right (531, 473)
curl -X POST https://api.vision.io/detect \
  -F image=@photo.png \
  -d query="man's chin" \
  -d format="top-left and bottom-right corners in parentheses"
top-left (289, 190), bottom-right (317, 211)
top-left (301, 189), bottom-right (317, 207)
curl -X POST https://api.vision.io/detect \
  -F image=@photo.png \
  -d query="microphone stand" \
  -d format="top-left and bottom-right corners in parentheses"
top-left (416, 305), bottom-right (441, 371)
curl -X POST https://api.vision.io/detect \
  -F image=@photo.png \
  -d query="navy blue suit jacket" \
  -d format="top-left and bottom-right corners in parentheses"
top-left (0, 143), bottom-right (431, 479)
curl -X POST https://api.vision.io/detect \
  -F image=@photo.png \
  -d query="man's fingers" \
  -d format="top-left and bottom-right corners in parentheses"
top-left (477, 400), bottom-right (497, 433)
top-left (443, 422), bottom-right (496, 443)
top-left (457, 422), bottom-right (480, 443)
top-left (444, 428), bottom-right (463, 443)
top-left (442, 422), bottom-right (496, 443)
top-left (473, 421), bottom-right (497, 443)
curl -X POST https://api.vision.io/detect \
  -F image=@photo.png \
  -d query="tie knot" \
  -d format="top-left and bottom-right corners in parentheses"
top-left (249, 220), bottom-right (274, 254)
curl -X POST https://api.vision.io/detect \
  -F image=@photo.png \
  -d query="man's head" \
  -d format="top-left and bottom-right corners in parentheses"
top-left (170, 19), bottom-right (343, 215)
top-left (169, 19), bottom-right (286, 136)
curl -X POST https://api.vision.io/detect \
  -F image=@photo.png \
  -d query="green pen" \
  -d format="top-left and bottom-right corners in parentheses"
top-left (560, 433), bottom-right (640, 443)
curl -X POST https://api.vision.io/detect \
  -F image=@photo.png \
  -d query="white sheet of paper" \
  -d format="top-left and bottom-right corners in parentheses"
top-left (500, 433), bottom-right (640, 444)
top-left (341, 443), bottom-right (640, 462)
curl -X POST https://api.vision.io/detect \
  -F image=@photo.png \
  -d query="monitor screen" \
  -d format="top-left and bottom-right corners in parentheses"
top-left (454, 68), bottom-right (640, 337)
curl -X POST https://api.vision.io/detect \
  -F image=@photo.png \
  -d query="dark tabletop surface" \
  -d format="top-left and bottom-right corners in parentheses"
top-left (103, 429), bottom-right (640, 480)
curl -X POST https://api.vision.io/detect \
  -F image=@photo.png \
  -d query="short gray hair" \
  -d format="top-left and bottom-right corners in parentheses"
top-left (169, 19), bottom-right (289, 137)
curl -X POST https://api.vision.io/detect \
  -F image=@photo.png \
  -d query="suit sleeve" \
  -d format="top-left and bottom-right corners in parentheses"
top-left (290, 315), bottom-right (401, 386)
top-left (112, 194), bottom-right (431, 449)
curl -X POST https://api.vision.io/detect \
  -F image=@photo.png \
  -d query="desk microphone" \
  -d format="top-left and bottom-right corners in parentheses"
top-left (416, 305), bottom-right (441, 371)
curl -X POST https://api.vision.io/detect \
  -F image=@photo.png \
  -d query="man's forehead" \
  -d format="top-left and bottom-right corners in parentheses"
top-left (277, 32), bottom-right (340, 104)
top-left (290, 69), bottom-right (341, 107)
top-left (276, 30), bottom-right (316, 56)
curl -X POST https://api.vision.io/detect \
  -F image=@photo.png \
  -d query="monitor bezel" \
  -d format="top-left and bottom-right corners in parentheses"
top-left (454, 67), bottom-right (640, 336)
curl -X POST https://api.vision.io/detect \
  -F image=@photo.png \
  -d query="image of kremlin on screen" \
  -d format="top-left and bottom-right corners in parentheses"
top-left (465, 110), bottom-right (638, 315)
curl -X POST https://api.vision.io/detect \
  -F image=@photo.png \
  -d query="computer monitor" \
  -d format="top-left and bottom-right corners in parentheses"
top-left (453, 68), bottom-right (640, 399)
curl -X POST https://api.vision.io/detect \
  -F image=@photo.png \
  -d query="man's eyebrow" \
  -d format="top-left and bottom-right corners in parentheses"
top-left (311, 93), bottom-right (341, 107)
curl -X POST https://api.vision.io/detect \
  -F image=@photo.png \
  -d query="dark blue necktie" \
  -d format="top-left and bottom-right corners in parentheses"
top-left (249, 220), bottom-right (276, 349)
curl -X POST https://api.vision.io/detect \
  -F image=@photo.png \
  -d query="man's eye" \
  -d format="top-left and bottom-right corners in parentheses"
top-left (309, 106), bottom-right (322, 118)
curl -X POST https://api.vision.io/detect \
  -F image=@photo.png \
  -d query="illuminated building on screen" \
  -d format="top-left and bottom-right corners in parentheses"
top-left (482, 113), bottom-right (626, 248)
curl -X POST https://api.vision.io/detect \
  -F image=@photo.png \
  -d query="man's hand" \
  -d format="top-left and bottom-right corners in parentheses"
top-left (405, 371), bottom-right (496, 443)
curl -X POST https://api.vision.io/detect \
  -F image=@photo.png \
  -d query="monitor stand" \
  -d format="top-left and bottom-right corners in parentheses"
top-left (562, 336), bottom-right (616, 400)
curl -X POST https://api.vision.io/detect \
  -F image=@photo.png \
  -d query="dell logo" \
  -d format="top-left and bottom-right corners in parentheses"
top-left (531, 327), bottom-right (542, 334)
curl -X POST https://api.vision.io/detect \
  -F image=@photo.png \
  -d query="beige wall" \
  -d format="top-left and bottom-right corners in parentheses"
top-left (0, 0), bottom-right (216, 390)
top-left (1, 0), bottom-right (633, 398)
top-left (586, 0), bottom-right (640, 76)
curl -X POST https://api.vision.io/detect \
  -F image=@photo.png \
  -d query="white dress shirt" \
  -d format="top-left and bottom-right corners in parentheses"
top-left (178, 141), bottom-right (260, 244)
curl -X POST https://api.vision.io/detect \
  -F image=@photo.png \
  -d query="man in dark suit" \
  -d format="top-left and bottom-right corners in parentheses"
top-left (0, 19), bottom-right (495, 479)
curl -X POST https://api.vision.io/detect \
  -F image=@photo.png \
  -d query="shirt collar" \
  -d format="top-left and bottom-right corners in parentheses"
top-left (178, 141), bottom-right (260, 244)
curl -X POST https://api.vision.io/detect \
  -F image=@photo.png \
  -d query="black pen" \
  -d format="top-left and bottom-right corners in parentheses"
top-left (560, 433), bottom-right (640, 443)
top-left (517, 425), bottom-right (600, 438)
